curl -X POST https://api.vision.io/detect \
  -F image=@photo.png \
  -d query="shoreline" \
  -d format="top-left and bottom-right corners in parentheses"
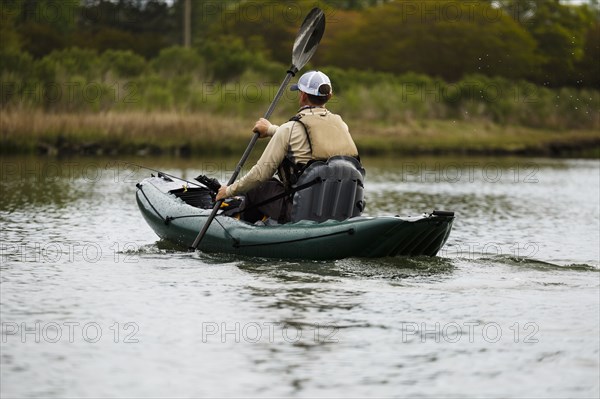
top-left (1, 110), bottom-right (599, 158)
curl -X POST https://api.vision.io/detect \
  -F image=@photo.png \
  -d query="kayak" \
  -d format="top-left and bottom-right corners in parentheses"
top-left (135, 175), bottom-right (454, 260)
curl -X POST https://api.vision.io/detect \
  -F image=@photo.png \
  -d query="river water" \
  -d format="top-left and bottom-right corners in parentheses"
top-left (1, 155), bottom-right (599, 398)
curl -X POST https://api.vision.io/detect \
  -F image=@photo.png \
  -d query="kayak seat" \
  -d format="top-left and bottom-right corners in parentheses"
top-left (290, 156), bottom-right (366, 222)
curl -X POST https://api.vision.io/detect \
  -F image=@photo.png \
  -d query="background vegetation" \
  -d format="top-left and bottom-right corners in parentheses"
top-left (1, 0), bottom-right (598, 156)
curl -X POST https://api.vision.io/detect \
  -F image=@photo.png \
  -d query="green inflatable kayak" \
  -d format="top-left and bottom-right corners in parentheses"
top-left (136, 175), bottom-right (454, 260)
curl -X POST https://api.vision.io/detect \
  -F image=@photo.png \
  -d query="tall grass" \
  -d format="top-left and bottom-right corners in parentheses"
top-left (2, 108), bottom-right (598, 157)
top-left (0, 110), bottom-right (254, 155)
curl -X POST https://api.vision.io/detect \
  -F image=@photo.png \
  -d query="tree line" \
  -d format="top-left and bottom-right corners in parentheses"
top-left (1, 0), bottom-right (598, 88)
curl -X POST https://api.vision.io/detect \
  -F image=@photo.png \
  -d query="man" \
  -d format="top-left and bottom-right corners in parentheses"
top-left (216, 70), bottom-right (359, 223)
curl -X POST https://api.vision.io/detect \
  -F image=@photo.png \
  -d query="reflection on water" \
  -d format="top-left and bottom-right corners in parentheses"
top-left (1, 155), bottom-right (599, 398)
top-left (0, 161), bottom-right (90, 212)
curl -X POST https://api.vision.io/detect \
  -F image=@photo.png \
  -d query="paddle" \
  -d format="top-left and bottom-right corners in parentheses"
top-left (190, 7), bottom-right (326, 251)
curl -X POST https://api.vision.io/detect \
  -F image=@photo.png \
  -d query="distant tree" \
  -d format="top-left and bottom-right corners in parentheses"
top-left (201, 35), bottom-right (255, 81)
top-left (575, 23), bottom-right (600, 87)
top-left (0, 8), bottom-right (22, 53)
top-left (78, 0), bottom-right (174, 34)
top-left (312, 8), bottom-right (362, 66)
top-left (17, 21), bottom-right (66, 58)
top-left (484, 0), bottom-right (538, 23)
top-left (206, 0), bottom-right (298, 65)
top-left (491, 0), bottom-right (598, 86)
top-left (76, 0), bottom-right (175, 58)
top-left (321, 0), bottom-right (392, 10)
top-left (8, 0), bottom-right (79, 57)
top-left (17, 0), bottom-right (79, 33)
top-left (175, 0), bottom-right (243, 47)
top-left (72, 27), bottom-right (167, 58)
top-left (527, 1), bottom-right (596, 86)
top-left (322, 0), bottom-right (538, 81)
top-left (0, 6), bottom-right (35, 85)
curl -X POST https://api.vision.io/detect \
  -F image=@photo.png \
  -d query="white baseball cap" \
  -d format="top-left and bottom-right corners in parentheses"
top-left (290, 70), bottom-right (332, 96)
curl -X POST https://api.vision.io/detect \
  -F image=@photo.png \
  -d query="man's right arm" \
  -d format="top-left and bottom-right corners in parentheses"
top-left (253, 118), bottom-right (279, 138)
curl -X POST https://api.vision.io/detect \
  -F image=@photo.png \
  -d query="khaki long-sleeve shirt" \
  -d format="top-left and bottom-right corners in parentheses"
top-left (227, 107), bottom-right (341, 197)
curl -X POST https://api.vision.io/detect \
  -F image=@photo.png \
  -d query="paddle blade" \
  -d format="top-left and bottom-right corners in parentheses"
top-left (292, 8), bottom-right (326, 71)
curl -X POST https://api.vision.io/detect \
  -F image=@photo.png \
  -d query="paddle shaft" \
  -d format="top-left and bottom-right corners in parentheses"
top-left (190, 69), bottom-right (297, 250)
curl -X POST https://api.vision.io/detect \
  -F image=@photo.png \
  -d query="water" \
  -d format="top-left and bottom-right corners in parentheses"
top-left (1, 156), bottom-right (599, 398)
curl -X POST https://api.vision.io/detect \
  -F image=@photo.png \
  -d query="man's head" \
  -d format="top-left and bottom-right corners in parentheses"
top-left (291, 70), bottom-right (332, 106)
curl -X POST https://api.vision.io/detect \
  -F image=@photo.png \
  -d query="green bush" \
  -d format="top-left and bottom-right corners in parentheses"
top-left (151, 46), bottom-right (206, 79)
top-left (1, 43), bottom-right (597, 131)
top-left (101, 50), bottom-right (146, 78)
top-left (0, 50), bottom-right (34, 75)
top-left (41, 47), bottom-right (100, 79)
top-left (201, 36), bottom-right (254, 82)
top-left (143, 85), bottom-right (173, 110)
